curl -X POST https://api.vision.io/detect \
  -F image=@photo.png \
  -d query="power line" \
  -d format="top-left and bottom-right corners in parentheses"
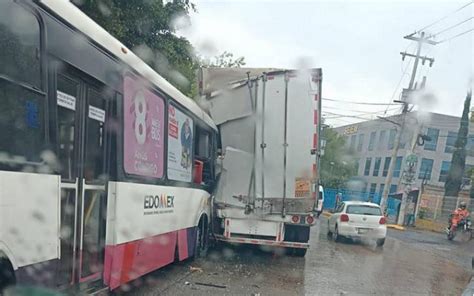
top-left (416, 0), bottom-right (473, 33)
top-left (431, 17), bottom-right (473, 37)
top-left (437, 27), bottom-right (474, 43)
top-left (322, 97), bottom-right (396, 106)
top-left (323, 105), bottom-right (400, 114)
top-left (386, 57), bottom-right (413, 114)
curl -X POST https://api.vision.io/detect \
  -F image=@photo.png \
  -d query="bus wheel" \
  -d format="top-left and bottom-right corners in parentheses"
top-left (194, 217), bottom-right (209, 258)
top-left (0, 258), bottom-right (15, 293)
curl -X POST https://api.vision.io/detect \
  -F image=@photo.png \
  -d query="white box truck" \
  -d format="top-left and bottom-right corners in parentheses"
top-left (199, 67), bottom-right (323, 256)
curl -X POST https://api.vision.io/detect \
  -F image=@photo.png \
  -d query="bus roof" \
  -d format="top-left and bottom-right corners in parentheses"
top-left (39, 0), bottom-right (217, 131)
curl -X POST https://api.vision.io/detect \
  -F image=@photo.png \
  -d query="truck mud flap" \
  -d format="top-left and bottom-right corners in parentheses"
top-left (284, 224), bottom-right (310, 243)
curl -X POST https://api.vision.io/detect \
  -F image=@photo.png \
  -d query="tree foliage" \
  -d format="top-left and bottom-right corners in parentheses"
top-left (445, 91), bottom-right (472, 197)
top-left (320, 128), bottom-right (357, 189)
top-left (200, 51), bottom-right (246, 68)
top-left (74, 0), bottom-right (198, 95)
top-left (74, 0), bottom-right (245, 98)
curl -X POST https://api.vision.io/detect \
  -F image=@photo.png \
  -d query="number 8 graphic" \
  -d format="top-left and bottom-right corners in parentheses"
top-left (134, 91), bottom-right (147, 145)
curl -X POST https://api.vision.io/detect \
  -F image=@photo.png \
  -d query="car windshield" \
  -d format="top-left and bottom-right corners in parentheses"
top-left (346, 205), bottom-right (382, 216)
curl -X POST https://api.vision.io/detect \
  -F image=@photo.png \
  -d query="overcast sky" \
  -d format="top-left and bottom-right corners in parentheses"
top-left (179, 0), bottom-right (473, 127)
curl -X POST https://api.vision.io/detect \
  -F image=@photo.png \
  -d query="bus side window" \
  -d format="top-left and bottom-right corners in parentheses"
top-left (0, 2), bottom-right (46, 171)
top-left (84, 87), bottom-right (107, 183)
top-left (0, 2), bottom-right (42, 89)
top-left (194, 126), bottom-right (213, 186)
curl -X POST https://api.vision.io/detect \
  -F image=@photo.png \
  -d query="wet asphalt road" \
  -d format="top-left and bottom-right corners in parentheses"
top-left (123, 217), bottom-right (473, 296)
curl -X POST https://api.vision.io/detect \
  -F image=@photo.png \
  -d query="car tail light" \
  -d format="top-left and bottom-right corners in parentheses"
top-left (306, 216), bottom-right (315, 224)
top-left (379, 217), bottom-right (386, 225)
top-left (291, 215), bottom-right (300, 223)
top-left (340, 214), bottom-right (349, 222)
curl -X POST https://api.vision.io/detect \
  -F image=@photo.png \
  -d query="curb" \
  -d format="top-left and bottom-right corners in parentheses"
top-left (462, 277), bottom-right (474, 296)
top-left (321, 212), bottom-right (332, 218)
top-left (387, 224), bottom-right (405, 231)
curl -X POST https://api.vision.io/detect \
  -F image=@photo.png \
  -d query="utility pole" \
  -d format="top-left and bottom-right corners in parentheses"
top-left (380, 32), bottom-right (436, 222)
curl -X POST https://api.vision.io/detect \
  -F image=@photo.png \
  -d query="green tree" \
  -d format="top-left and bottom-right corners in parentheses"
top-left (445, 90), bottom-right (472, 197)
top-left (74, 0), bottom-right (245, 98)
top-left (320, 128), bottom-right (357, 189)
top-left (200, 51), bottom-right (246, 68)
top-left (74, 0), bottom-right (199, 96)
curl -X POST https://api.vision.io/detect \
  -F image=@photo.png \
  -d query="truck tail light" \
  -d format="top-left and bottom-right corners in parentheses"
top-left (291, 215), bottom-right (300, 223)
top-left (306, 216), bottom-right (315, 224)
top-left (340, 214), bottom-right (349, 222)
top-left (379, 217), bottom-right (386, 225)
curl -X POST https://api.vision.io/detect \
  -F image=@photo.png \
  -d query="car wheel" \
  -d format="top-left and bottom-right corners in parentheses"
top-left (334, 225), bottom-right (342, 242)
top-left (327, 221), bottom-right (333, 237)
top-left (376, 238), bottom-right (385, 247)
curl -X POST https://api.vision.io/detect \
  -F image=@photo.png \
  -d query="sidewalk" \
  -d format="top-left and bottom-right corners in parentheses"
top-left (462, 257), bottom-right (474, 296)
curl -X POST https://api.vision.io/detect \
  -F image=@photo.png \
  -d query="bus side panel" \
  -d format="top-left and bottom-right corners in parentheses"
top-left (104, 181), bottom-right (208, 289)
top-left (0, 171), bottom-right (60, 267)
top-left (0, 171), bottom-right (60, 268)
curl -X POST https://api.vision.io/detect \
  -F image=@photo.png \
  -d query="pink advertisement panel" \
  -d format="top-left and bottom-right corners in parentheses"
top-left (123, 75), bottom-right (164, 178)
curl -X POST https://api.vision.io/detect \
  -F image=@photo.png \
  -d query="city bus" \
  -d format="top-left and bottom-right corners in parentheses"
top-left (0, 0), bottom-right (218, 293)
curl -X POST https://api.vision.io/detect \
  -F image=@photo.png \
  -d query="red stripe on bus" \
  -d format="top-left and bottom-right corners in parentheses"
top-left (313, 133), bottom-right (318, 148)
top-left (314, 110), bottom-right (318, 125)
top-left (314, 94), bottom-right (318, 101)
top-left (178, 229), bottom-right (188, 260)
top-left (120, 243), bottom-right (136, 284)
top-left (104, 229), bottom-right (182, 290)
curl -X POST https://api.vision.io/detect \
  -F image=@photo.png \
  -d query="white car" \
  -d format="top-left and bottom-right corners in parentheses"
top-left (327, 201), bottom-right (387, 246)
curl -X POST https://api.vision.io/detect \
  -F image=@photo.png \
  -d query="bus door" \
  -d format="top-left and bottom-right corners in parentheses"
top-left (56, 71), bottom-right (109, 286)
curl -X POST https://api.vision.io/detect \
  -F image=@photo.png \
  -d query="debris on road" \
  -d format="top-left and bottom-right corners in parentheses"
top-left (195, 282), bottom-right (227, 289)
top-left (184, 281), bottom-right (190, 286)
top-left (190, 266), bottom-right (204, 273)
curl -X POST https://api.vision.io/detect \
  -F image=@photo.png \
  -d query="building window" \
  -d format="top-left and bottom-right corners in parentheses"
top-left (419, 158), bottom-right (434, 180)
top-left (393, 156), bottom-right (403, 178)
top-left (444, 131), bottom-right (457, 153)
top-left (379, 184), bottom-right (385, 197)
top-left (369, 183), bottom-right (377, 198)
top-left (373, 157), bottom-right (381, 176)
top-left (354, 158), bottom-right (360, 174)
top-left (390, 184), bottom-right (398, 194)
top-left (382, 157), bottom-right (391, 177)
top-left (368, 131), bottom-right (376, 151)
top-left (357, 134), bottom-right (365, 152)
top-left (364, 157), bottom-right (372, 176)
top-left (388, 129), bottom-right (396, 150)
top-left (424, 128), bottom-right (439, 151)
top-left (378, 130), bottom-right (386, 150)
top-left (350, 134), bottom-right (356, 151)
top-left (439, 161), bottom-right (451, 182)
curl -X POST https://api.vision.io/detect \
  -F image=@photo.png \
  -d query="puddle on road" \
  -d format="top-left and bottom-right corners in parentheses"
top-left (304, 224), bottom-right (471, 296)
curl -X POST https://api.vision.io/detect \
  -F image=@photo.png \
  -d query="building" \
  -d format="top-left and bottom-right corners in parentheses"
top-left (332, 112), bottom-right (474, 197)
